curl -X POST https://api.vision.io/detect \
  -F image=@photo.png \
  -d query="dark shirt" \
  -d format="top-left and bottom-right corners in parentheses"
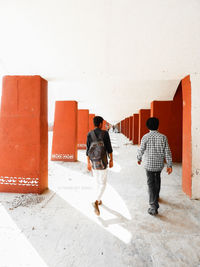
top-left (86, 128), bottom-right (113, 157)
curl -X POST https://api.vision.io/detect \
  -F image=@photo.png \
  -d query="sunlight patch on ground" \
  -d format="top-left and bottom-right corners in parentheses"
top-left (49, 161), bottom-right (132, 244)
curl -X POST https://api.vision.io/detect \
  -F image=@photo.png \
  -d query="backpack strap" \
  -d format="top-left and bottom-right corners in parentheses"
top-left (90, 130), bottom-right (105, 142)
top-left (90, 130), bottom-right (98, 142)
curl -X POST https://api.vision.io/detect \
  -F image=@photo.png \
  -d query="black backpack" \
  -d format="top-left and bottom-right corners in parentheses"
top-left (88, 130), bottom-right (107, 169)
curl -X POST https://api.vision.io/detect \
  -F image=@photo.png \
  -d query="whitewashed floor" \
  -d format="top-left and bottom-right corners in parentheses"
top-left (0, 132), bottom-right (200, 267)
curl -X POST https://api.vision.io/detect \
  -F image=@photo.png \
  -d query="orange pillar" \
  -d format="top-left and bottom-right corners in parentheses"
top-left (0, 75), bottom-right (48, 194)
top-left (127, 117), bottom-right (130, 139)
top-left (52, 101), bottom-right (77, 161)
top-left (132, 114), bottom-right (139, 144)
top-left (102, 120), bottom-right (107, 130)
top-left (121, 120), bottom-right (123, 134)
top-left (125, 118), bottom-right (128, 137)
top-left (123, 119), bottom-right (126, 135)
top-left (129, 116), bottom-right (133, 141)
top-left (182, 76), bottom-right (192, 197)
top-left (89, 114), bottom-right (95, 132)
top-left (78, 109), bottom-right (89, 149)
top-left (117, 122), bottom-right (120, 132)
top-left (139, 109), bottom-right (150, 144)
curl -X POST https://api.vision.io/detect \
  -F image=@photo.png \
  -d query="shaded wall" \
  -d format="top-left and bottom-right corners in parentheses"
top-left (138, 109), bottom-right (150, 144)
top-left (129, 116), bottom-right (133, 141)
top-left (132, 114), bottom-right (139, 144)
top-left (151, 92), bottom-right (182, 163)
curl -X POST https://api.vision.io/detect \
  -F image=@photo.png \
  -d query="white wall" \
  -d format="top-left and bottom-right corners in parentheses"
top-left (0, 0), bottom-right (200, 123)
top-left (191, 74), bottom-right (200, 199)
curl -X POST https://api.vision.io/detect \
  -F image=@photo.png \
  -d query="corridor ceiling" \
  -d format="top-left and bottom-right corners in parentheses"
top-left (0, 0), bottom-right (200, 124)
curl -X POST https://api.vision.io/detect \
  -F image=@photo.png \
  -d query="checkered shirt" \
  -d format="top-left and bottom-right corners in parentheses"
top-left (137, 131), bottom-right (172, 171)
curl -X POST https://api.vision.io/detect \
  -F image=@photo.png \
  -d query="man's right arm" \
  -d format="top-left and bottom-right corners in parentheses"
top-left (164, 136), bottom-right (173, 175)
top-left (86, 133), bottom-right (92, 171)
top-left (87, 156), bottom-right (92, 171)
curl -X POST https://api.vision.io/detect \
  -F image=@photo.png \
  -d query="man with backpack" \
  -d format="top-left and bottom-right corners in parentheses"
top-left (86, 116), bottom-right (113, 216)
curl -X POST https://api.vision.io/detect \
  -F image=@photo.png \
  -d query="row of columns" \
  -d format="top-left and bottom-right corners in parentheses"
top-left (117, 75), bottom-right (200, 199)
top-left (0, 75), bottom-right (111, 194)
top-left (51, 101), bottom-right (110, 162)
top-left (0, 75), bottom-right (199, 199)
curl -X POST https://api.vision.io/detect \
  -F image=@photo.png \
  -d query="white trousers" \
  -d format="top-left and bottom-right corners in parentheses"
top-left (92, 168), bottom-right (108, 202)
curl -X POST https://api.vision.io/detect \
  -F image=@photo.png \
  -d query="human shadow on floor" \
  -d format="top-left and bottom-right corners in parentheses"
top-left (159, 197), bottom-right (188, 210)
top-left (97, 204), bottom-right (130, 228)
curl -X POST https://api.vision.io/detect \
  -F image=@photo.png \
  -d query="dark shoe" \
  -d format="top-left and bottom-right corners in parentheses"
top-left (148, 208), bottom-right (158, 216)
top-left (92, 201), bottom-right (100, 216)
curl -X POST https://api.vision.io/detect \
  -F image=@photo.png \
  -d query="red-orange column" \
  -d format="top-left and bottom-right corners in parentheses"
top-left (89, 114), bottom-right (95, 132)
top-left (52, 101), bottom-right (77, 161)
top-left (121, 120), bottom-right (124, 134)
top-left (125, 118), bottom-right (128, 137)
top-left (132, 114), bottom-right (139, 144)
top-left (127, 117), bottom-right (130, 139)
top-left (139, 109), bottom-right (150, 144)
top-left (117, 122), bottom-right (120, 132)
top-left (182, 76), bottom-right (192, 197)
top-left (0, 75), bottom-right (48, 194)
top-left (129, 116), bottom-right (133, 141)
top-left (78, 109), bottom-right (89, 149)
top-left (102, 120), bottom-right (107, 130)
top-left (123, 119), bottom-right (126, 135)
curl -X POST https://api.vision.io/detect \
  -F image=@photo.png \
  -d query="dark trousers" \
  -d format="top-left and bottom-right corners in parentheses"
top-left (146, 170), bottom-right (161, 210)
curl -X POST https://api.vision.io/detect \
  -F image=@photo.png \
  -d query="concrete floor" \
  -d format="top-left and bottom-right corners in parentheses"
top-left (0, 132), bottom-right (200, 267)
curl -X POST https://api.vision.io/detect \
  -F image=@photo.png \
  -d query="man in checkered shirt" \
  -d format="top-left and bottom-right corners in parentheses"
top-left (137, 117), bottom-right (172, 215)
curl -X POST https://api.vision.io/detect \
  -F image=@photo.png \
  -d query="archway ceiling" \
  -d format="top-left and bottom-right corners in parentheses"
top-left (0, 0), bottom-right (200, 123)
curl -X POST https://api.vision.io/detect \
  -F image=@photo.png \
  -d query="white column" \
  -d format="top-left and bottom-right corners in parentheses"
top-left (191, 74), bottom-right (200, 199)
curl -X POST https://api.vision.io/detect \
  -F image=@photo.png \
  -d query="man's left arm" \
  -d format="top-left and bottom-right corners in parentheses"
top-left (105, 131), bottom-right (113, 168)
top-left (164, 137), bottom-right (173, 175)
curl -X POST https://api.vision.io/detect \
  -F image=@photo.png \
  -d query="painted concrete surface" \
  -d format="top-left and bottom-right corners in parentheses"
top-left (0, 132), bottom-right (200, 267)
top-left (191, 74), bottom-right (200, 199)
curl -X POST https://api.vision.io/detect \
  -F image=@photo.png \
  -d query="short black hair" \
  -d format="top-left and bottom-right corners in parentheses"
top-left (146, 117), bottom-right (159, 130)
top-left (93, 116), bottom-right (103, 127)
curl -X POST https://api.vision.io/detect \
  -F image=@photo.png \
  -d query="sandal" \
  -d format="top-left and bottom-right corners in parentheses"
top-left (92, 201), bottom-right (100, 216)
